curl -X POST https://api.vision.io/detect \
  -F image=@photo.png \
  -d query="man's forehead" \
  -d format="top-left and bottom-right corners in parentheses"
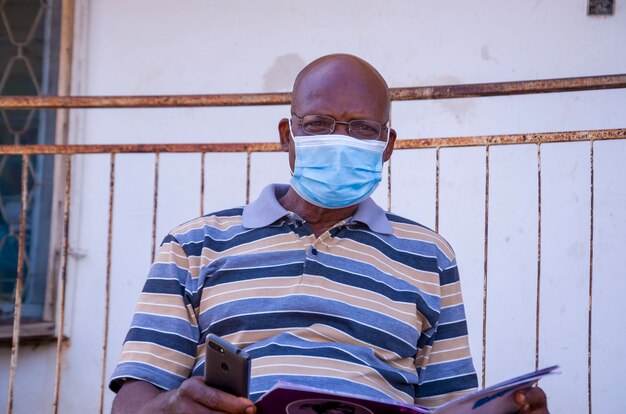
top-left (295, 55), bottom-right (387, 93)
top-left (292, 54), bottom-right (389, 116)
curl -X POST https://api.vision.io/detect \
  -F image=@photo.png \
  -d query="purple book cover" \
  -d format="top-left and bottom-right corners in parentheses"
top-left (255, 365), bottom-right (558, 414)
top-left (256, 382), bottom-right (428, 414)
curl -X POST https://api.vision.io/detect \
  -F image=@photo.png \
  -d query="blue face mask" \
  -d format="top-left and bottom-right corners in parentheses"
top-left (289, 123), bottom-right (388, 209)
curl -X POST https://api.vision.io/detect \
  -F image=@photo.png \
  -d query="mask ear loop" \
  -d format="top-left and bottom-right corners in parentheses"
top-left (380, 123), bottom-right (392, 159)
top-left (382, 107), bottom-right (392, 155)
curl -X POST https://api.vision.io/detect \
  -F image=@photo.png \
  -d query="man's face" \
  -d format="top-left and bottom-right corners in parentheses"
top-left (279, 55), bottom-right (396, 171)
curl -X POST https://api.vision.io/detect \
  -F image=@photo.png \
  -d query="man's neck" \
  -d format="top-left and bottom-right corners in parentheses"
top-left (278, 187), bottom-right (357, 238)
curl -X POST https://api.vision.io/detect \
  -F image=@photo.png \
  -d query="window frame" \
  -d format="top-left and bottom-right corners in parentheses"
top-left (0, 0), bottom-right (73, 342)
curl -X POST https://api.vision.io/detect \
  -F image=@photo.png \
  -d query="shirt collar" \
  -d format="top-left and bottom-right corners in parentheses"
top-left (242, 184), bottom-right (393, 235)
top-left (241, 184), bottom-right (292, 229)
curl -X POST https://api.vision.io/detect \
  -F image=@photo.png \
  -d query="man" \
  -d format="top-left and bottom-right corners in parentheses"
top-left (110, 54), bottom-right (548, 414)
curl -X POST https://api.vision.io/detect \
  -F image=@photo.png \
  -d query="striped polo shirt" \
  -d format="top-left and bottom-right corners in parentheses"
top-left (109, 184), bottom-right (478, 407)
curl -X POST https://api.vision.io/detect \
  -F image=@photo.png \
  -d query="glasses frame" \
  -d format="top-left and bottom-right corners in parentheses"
top-left (291, 113), bottom-right (389, 141)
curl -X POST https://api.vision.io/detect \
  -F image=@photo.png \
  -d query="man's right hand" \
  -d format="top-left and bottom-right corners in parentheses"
top-left (112, 377), bottom-right (256, 414)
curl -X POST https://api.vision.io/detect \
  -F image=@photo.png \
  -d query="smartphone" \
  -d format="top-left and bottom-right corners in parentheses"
top-left (204, 334), bottom-right (251, 398)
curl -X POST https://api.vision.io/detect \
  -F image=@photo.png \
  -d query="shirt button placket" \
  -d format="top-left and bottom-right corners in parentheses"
top-left (302, 236), bottom-right (322, 284)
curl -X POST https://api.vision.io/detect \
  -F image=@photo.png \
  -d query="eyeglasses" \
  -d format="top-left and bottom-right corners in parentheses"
top-left (291, 113), bottom-right (388, 141)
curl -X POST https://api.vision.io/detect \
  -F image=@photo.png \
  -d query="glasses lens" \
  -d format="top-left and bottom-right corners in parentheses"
top-left (301, 115), bottom-right (334, 135)
top-left (349, 120), bottom-right (382, 140)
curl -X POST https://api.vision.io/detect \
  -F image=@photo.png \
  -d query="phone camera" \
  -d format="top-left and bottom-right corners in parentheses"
top-left (209, 341), bottom-right (225, 354)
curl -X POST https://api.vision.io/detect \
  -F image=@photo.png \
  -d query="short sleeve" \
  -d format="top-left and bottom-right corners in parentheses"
top-left (109, 235), bottom-right (200, 392)
top-left (414, 261), bottom-right (479, 407)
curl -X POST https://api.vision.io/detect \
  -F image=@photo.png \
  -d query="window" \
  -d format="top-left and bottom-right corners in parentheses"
top-left (0, 0), bottom-right (62, 328)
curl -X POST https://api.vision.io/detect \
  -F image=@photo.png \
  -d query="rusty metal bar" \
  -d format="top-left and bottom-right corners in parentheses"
top-left (482, 146), bottom-right (490, 389)
top-left (0, 142), bottom-right (282, 155)
top-left (151, 153), bottom-right (160, 261)
top-left (1, 74), bottom-right (624, 109)
top-left (56, 0), bottom-right (74, 100)
top-left (393, 128), bottom-right (626, 149)
top-left (535, 144), bottom-right (542, 371)
top-left (52, 154), bottom-right (72, 414)
top-left (391, 74), bottom-right (626, 102)
top-left (54, 0), bottom-right (75, 149)
top-left (0, 92), bottom-right (290, 109)
top-left (99, 153), bottom-right (115, 414)
top-left (200, 153), bottom-right (206, 216)
top-left (1, 128), bottom-right (623, 156)
top-left (245, 151), bottom-right (251, 204)
top-left (588, 140), bottom-right (595, 414)
top-left (435, 147), bottom-right (441, 233)
top-left (6, 155), bottom-right (29, 414)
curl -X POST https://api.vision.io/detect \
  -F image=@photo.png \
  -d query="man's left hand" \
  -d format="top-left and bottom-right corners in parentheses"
top-left (514, 386), bottom-right (548, 413)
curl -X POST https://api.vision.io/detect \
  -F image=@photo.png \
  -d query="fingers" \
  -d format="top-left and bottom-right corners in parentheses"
top-left (514, 386), bottom-right (548, 414)
top-left (175, 377), bottom-right (256, 414)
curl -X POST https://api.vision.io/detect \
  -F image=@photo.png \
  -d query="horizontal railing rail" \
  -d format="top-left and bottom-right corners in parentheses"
top-left (0, 128), bottom-right (624, 155)
top-left (0, 74), bottom-right (624, 109)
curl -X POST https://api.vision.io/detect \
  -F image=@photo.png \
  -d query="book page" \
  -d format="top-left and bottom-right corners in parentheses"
top-left (434, 365), bottom-right (559, 414)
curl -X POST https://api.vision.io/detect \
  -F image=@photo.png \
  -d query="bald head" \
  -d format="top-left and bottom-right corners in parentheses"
top-left (291, 54), bottom-right (391, 123)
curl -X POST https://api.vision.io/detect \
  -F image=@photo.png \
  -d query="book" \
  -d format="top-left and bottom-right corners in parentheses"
top-left (255, 365), bottom-right (558, 414)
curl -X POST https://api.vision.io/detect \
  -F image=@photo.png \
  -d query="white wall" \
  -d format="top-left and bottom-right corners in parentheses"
top-left (1, 0), bottom-right (625, 412)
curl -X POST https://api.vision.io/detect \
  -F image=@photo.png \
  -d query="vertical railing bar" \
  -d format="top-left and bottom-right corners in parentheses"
top-left (245, 151), bottom-right (251, 204)
top-left (99, 153), bottom-right (116, 414)
top-left (535, 143), bottom-right (542, 370)
top-left (588, 139), bottom-right (595, 414)
top-left (200, 152), bottom-right (205, 216)
top-left (6, 154), bottom-right (29, 414)
top-left (435, 147), bottom-right (441, 233)
top-left (481, 145), bottom-right (490, 388)
top-left (150, 152), bottom-right (160, 261)
top-left (387, 157), bottom-right (392, 212)
top-left (52, 154), bottom-right (72, 414)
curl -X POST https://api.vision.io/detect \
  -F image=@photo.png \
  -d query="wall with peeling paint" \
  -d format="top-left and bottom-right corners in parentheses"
top-left (1, 0), bottom-right (625, 412)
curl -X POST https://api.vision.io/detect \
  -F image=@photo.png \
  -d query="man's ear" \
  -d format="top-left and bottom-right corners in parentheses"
top-left (278, 118), bottom-right (291, 152)
top-left (383, 128), bottom-right (396, 162)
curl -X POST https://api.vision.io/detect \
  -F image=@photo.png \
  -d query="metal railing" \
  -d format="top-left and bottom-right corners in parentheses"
top-left (1, 74), bottom-right (625, 413)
